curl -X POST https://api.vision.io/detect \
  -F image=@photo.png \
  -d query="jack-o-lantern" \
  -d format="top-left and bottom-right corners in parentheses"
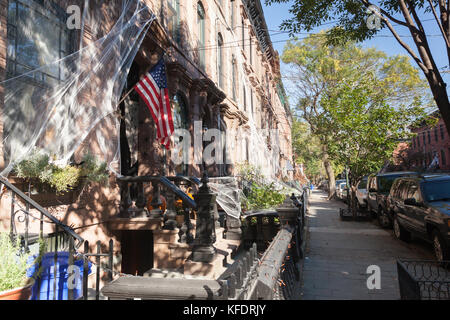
top-left (175, 193), bottom-right (194, 209)
top-left (147, 195), bottom-right (167, 213)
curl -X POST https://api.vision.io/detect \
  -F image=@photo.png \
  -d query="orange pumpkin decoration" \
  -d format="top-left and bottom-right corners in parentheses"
top-left (175, 193), bottom-right (194, 209)
top-left (147, 195), bottom-right (167, 213)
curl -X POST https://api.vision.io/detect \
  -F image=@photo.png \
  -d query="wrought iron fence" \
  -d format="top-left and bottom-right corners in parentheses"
top-left (1, 175), bottom-right (114, 300)
top-left (397, 260), bottom-right (450, 300)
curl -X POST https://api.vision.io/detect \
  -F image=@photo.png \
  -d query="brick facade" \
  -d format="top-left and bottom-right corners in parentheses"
top-left (410, 114), bottom-right (450, 170)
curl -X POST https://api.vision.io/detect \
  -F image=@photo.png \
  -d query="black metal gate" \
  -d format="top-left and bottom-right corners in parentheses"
top-left (397, 260), bottom-right (450, 300)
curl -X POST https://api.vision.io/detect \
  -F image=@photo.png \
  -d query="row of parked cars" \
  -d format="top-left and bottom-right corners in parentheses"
top-left (351, 171), bottom-right (450, 263)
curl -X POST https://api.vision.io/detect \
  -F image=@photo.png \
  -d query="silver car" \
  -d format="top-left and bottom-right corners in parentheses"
top-left (337, 182), bottom-right (348, 201)
top-left (355, 177), bottom-right (368, 210)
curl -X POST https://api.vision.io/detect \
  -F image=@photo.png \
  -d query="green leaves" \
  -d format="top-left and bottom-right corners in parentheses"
top-left (0, 233), bottom-right (31, 292)
top-left (14, 150), bottom-right (109, 194)
top-left (237, 162), bottom-right (286, 211)
top-left (283, 33), bottom-right (429, 186)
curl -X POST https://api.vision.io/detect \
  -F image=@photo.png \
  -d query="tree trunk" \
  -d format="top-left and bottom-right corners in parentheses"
top-left (322, 147), bottom-right (335, 200)
top-left (350, 185), bottom-right (358, 218)
top-left (428, 76), bottom-right (450, 137)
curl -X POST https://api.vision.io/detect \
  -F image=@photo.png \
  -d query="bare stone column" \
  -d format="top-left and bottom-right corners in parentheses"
top-left (225, 215), bottom-right (242, 240)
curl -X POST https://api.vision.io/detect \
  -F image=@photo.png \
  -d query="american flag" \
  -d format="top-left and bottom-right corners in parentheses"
top-left (134, 58), bottom-right (174, 149)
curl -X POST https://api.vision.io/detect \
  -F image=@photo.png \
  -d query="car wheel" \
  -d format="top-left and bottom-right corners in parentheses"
top-left (393, 216), bottom-right (411, 242)
top-left (432, 229), bottom-right (450, 264)
top-left (377, 207), bottom-right (391, 229)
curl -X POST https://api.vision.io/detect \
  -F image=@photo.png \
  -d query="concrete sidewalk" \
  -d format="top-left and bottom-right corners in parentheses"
top-left (300, 190), bottom-right (434, 300)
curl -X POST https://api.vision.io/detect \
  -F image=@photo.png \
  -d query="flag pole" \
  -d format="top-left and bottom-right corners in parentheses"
top-left (116, 86), bottom-right (136, 109)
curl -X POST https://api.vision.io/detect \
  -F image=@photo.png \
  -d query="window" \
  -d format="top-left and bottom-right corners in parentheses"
top-left (167, 0), bottom-right (180, 42)
top-left (396, 181), bottom-right (410, 200)
top-left (232, 54), bottom-right (237, 101)
top-left (241, 18), bottom-right (245, 49)
top-left (423, 132), bottom-right (426, 146)
top-left (250, 88), bottom-right (254, 115)
top-left (427, 130), bottom-right (431, 144)
top-left (217, 33), bottom-right (223, 88)
top-left (406, 182), bottom-right (421, 202)
top-left (243, 85), bottom-right (247, 111)
top-left (172, 93), bottom-right (189, 175)
top-left (417, 135), bottom-right (420, 147)
top-left (197, 2), bottom-right (205, 71)
top-left (423, 180), bottom-right (450, 202)
top-left (230, 1), bottom-right (235, 29)
top-left (249, 34), bottom-right (253, 65)
top-left (266, 73), bottom-right (271, 100)
top-left (440, 125), bottom-right (445, 140)
top-left (7, 0), bottom-right (74, 84)
top-left (441, 149), bottom-right (447, 166)
top-left (435, 127), bottom-right (438, 142)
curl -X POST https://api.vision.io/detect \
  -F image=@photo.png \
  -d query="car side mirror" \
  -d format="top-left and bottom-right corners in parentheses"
top-left (369, 188), bottom-right (376, 193)
top-left (404, 198), bottom-right (418, 206)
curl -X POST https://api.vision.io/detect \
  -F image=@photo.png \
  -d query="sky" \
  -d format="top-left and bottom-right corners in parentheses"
top-left (261, 1), bottom-right (449, 106)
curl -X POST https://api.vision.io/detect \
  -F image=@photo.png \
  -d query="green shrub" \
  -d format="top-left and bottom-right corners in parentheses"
top-left (14, 150), bottom-right (109, 193)
top-left (44, 165), bottom-right (81, 194)
top-left (80, 153), bottom-right (109, 186)
top-left (237, 162), bottom-right (286, 211)
top-left (0, 233), bottom-right (32, 292)
top-left (15, 151), bottom-right (50, 181)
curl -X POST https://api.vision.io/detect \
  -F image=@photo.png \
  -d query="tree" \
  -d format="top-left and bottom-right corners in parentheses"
top-left (282, 34), bottom-right (431, 199)
top-left (322, 80), bottom-right (425, 216)
top-left (267, 0), bottom-right (450, 138)
top-left (291, 118), bottom-right (325, 182)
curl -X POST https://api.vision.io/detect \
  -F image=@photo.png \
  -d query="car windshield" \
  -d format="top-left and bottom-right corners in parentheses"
top-left (358, 179), bottom-right (367, 190)
top-left (422, 180), bottom-right (450, 202)
top-left (377, 175), bottom-right (401, 193)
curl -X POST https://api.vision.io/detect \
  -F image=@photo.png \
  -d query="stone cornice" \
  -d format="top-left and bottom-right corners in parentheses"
top-left (219, 103), bottom-right (249, 125)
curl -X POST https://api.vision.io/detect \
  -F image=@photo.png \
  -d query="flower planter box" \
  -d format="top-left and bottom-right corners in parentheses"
top-left (30, 191), bottom-right (76, 207)
top-left (7, 175), bottom-right (79, 207)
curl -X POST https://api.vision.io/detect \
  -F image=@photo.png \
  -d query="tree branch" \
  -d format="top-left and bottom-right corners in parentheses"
top-left (430, 0), bottom-right (450, 48)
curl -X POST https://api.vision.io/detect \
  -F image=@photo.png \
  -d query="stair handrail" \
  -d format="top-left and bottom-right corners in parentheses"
top-left (116, 175), bottom-right (198, 209)
top-left (0, 175), bottom-right (84, 247)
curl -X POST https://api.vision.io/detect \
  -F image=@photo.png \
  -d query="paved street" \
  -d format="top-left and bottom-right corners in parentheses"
top-left (300, 189), bottom-right (435, 300)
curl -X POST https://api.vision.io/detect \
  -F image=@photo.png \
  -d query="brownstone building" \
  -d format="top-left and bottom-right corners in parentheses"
top-left (0, 0), bottom-right (293, 282)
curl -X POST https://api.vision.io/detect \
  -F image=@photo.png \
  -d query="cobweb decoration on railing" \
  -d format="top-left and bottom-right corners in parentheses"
top-left (208, 177), bottom-right (245, 219)
top-left (0, 0), bottom-right (156, 176)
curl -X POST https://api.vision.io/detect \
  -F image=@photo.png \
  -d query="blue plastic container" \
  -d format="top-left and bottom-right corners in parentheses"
top-left (27, 252), bottom-right (92, 300)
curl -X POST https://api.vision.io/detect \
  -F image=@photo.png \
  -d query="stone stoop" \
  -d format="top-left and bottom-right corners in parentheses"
top-left (153, 229), bottom-right (190, 269)
top-left (182, 235), bottom-right (242, 279)
top-left (151, 226), bottom-right (242, 279)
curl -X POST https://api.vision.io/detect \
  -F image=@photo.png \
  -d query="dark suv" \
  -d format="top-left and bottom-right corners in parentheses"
top-left (367, 171), bottom-right (419, 228)
top-left (388, 175), bottom-right (450, 262)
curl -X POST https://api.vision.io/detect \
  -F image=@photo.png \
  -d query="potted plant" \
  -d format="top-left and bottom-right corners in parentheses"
top-left (0, 233), bottom-right (36, 300)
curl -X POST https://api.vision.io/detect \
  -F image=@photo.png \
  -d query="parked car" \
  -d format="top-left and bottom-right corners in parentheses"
top-left (355, 176), bottom-right (368, 211)
top-left (334, 179), bottom-right (346, 198)
top-left (337, 182), bottom-right (348, 202)
top-left (367, 171), bottom-right (419, 228)
top-left (388, 174), bottom-right (450, 262)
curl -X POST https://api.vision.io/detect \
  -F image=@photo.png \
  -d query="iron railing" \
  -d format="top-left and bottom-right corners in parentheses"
top-left (101, 192), bottom-right (306, 300)
top-left (1, 175), bottom-right (114, 300)
top-left (397, 260), bottom-right (450, 300)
